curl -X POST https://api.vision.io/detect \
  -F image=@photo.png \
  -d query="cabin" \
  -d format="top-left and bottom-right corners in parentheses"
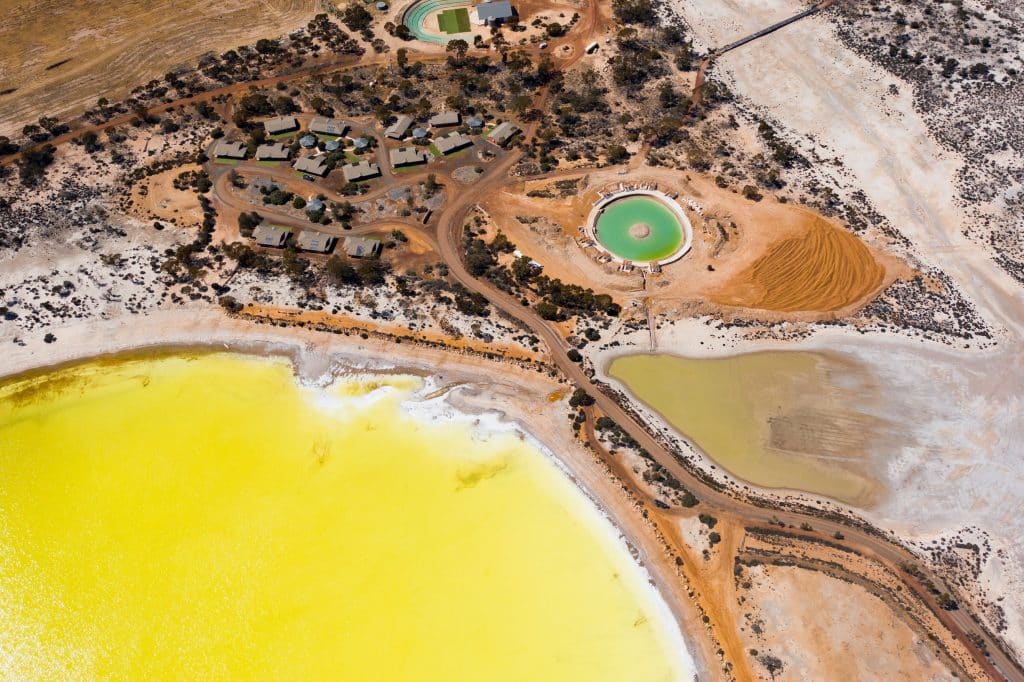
top-left (309, 117), bottom-right (349, 138)
top-left (296, 230), bottom-right (337, 254)
top-left (255, 143), bottom-right (290, 161)
top-left (389, 146), bottom-right (430, 168)
top-left (385, 115), bottom-right (414, 140)
top-left (435, 131), bottom-right (473, 155)
top-left (342, 160), bottom-right (382, 182)
top-left (294, 155), bottom-right (329, 177)
top-left (263, 116), bottom-right (299, 136)
top-left (344, 236), bottom-right (382, 258)
top-left (488, 121), bottom-right (520, 147)
top-left (252, 224), bottom-right (291, 248)
top-left (214, 140), bottom-right (247, 159)
top-left (429, 111), bottom-right (461, 128)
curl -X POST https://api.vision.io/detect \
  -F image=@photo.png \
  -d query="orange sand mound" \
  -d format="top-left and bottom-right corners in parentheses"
top-left (713, 217), bottom-right (886, 313)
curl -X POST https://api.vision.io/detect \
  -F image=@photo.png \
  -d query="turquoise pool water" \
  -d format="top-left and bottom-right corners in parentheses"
top-left (595, 196), bottom-right (684, 263)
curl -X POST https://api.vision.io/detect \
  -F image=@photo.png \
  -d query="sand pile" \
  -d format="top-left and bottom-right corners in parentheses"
top-left (713, 217), bottom-right (885, 313)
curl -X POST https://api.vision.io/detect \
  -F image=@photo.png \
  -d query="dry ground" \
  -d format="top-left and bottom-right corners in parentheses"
top-left (0, 0), bottom-right (318, 134)
top-left (485, 167), bottom-right (907, 320)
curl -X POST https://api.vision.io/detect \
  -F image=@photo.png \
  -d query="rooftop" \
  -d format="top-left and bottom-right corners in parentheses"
top-left (255, 142), bottom-right (290, 160)
top-left (309, 117), bottom-right (349, 137)
top-left (389, 146), bottom-right (430, 167)
top-left (342, 160), bottom-right (381, 182)
top-left (344, 236), bottom-right (382, 258)
top-left (263, 116), bottom-right (299, 135)
top-left (214, 140), bottom-right (247, 159)
top-left (429, 111), bottom-right (461, 127)
top-left (476, 0), bottom-right (514, 22)
top-left (252, 224), bottom-right (291, 248)
top-left (385, 115), bottom-right (414, 139)
top-left (296, 230), bottom-right (337, 253)
top-left (294, 155), bottom-right (329, 176)
top-left (435, 131), bottom-right (473, 155)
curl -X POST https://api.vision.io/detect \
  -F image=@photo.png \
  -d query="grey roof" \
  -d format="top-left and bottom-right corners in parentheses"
top-left (296, 230), bottom-right (337, 253)
top-left (299, 134), bottom-right (318, 148)
top-left (255, 142), bottom-right (290, 160)
top-left (324, 139), bottom-right (342, 152)
top-left (412, 127), bottom-right (429, 139)
top-left (353, 137), bottom-right (370, 149)
top-left (263, 116), bottom-right (299, 135)
top-left (466, 115), bottom-right (484, 128)
top-left (385, 115), bottom-right (414, 139)
top-left (309, 117), bottom-right (348, 137)
top-left (344, 236), bottom-right (382, 258)
top-left (488, 121), bottom-right (520, 146)
top-left (476, 0), bottom-right (514, 22)
top-left (252, 224), bottom-right (291, 247)
top-left (214, 140), bottom-right (247, 159)
top-left (375, 1), bottom-right (388, 8)
top-left (342, 160), bottom-right (381, 182)
top-left (435, 131), bottom-right (473, 155)
top-left (294, 155), bottom-right (329, 176)
top-left (389, 146), bottom-right (430, 167)
top-left (306, 198), bottom-right (325, 212)
top-left (429, 111), bottom-right (461, 127)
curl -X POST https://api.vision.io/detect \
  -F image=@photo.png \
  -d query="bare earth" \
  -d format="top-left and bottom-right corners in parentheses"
top-left (0, 0), bottom-right (318, 134)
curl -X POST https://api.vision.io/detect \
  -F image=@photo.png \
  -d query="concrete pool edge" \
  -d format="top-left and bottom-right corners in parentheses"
top-left (584, 189), bottom-right (694, 267)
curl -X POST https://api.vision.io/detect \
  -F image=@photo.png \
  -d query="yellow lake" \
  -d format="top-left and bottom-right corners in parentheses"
top-left (0, 352), bottom-right (692, 680)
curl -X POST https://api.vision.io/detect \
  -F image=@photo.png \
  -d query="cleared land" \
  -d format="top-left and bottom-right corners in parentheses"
top-left (0, 0), bottom-right (317, 134)
top-left (712, 216), bottom-right (887, 313)
top-left (437, 7), bottom-right (471, 34)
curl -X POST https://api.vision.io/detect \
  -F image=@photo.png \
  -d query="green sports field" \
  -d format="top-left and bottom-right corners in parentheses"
top-left (437, 7), bottom-right (470, 34)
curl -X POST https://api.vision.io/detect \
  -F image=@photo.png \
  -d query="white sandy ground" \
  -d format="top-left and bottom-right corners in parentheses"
top-left (586, 0), bottom-right (1024, 656)
top-left (0, 308), bottom-right (706, 681)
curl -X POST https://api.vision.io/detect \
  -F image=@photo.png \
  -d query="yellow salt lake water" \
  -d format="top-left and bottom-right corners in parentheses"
top-left (0, 352), bottom-right (692, 680)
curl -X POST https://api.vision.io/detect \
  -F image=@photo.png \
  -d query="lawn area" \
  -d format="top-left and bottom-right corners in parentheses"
top-left (437, 7), bottom-right (470, 34)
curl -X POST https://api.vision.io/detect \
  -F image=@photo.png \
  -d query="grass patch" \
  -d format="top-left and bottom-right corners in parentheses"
top-left (427, 143), bottom-right (441, 158)
top-left (437, 7), bottom-right (470, 34)
top-left (269, 131), bottom-right (297, 141)
top-left (345, 152), bottom-right (361, 163)
top-left (256, 160), bottom-right (284, 167)
top-left (214, 158), bottom-right (240, 165)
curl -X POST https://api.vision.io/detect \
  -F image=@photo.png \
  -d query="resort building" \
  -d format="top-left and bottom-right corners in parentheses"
top-left (429, 111), bottom-right (461, 128)
top-left (385, 115), bottom-right (414, 140)
top-left (309, 117), bottom-right (349, 138)
top-left (435, 131), bottom-right (473, 155)
top-left (263, 116), bottom-right (299, 136)
top-left (296, 230), bottom-right (337, 254)
top-left (255, 143), bottom-right (290, 161)
top-left (466, 115), bottom-right (485, 130)
top-left (299, 134), bottom-right (318, 149)
top-left (389, 146), bottom-right (430, 168)
top-left (474, 0), bottom-right (514, 25)
top-left (412, 127), bottom-right (429, 141)
top-left (488, 121), bottom-right (520, 147)
top-left (214, 140), bottom-right (247, 160)
top-left (252, 224), bottom-right (291, 248)
top-left (344, 236), bottom-right (382, 258)
top-left (342, 160), bottom-right (382, 182)
top-left (294, 155), bottom-right (329, 177)
top-left (324, 139), bottom-right (342, 152)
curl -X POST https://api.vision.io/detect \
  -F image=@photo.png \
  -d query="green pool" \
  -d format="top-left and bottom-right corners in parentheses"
top-left (595, 196), bottom-right (684, 262)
